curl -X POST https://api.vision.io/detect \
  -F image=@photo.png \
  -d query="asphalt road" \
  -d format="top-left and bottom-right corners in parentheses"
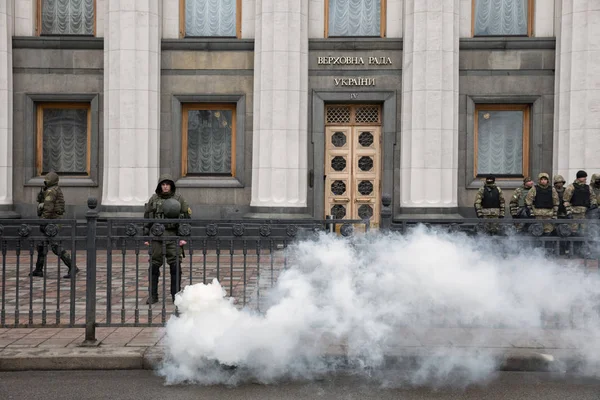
top-left (2, 371), bottom-right (600, 400)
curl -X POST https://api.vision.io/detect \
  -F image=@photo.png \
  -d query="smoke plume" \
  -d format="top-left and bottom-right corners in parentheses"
top-left (158, 226), bottom-right (600, 386)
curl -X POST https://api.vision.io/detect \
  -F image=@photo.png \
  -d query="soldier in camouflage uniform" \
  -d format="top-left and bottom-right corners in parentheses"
top-left (474, 175), bottom-right (505, 233)
top-left (509, 176), bottom-right (533, 231)
top-left (590, 174), bottom-right (600, 219)
top-left (525, 173), bottom-right (559, 234)
top-left (144, 174), bottom-right (191, 304)
top-left (592, 174), bottom-right (600, 203)
top-left (563, 170), bottom-right (597, 234)
top-left (553, 175), bottom-right (567, 218)
top-left (29, 172), bottom-right (79, 279)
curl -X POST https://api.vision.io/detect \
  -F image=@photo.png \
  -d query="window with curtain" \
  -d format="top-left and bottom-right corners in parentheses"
top-left (475, 105), bottom-right (529, 177)
top-left (327, 0), bottom-right (383, 37)
top-left (37, 103), bottom-right (91, 175)
top-left (184, 0), bottom-right (238, 37)
top-left (182, 105), bottom-right (235, 176)
top-left (473, 0), bottom-right (530, 36)
top-left (39, 0), bottom-right (95, 35)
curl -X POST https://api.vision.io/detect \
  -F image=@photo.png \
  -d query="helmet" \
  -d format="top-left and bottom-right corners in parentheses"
top-left (162, 198), bottom-right (181, 218)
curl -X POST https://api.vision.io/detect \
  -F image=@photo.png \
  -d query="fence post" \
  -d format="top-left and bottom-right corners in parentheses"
top-left (381, 193), bottom-right (392, 231)
top-left (83, 197), bottom-right (98, 345)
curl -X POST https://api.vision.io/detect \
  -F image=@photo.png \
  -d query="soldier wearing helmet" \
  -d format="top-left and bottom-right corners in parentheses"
top-left (563, 170), bottom-right (597, 234)
top-left (525, 173), bottom-right (559, 234)
top-left (474, 175), bottom-right (505, 234)
top-left (144, 174), bottom-right (191, 304)
top-left (29, 171), bottom-right (79, 279)
top-left (553, 175), bottom-right (567, 219)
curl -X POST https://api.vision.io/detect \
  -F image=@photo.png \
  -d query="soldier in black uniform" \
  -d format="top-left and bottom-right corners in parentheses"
top-left (144, 174), bottom-right (191, 304)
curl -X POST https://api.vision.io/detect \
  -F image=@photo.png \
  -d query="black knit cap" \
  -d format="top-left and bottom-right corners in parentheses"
top-left (576, 170), bottom-right (587, 179)
top-left (485, 175), bottom-right (495, 182)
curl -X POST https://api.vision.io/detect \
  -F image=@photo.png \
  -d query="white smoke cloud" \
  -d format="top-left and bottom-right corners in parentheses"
top-left (158, 226), bottom-right (600, 386)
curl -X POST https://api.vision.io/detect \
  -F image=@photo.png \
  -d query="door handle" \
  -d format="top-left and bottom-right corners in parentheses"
top-left (333, 197), bottom-right (350, 203)
top-left (355, 198), bottom-right (374, 203)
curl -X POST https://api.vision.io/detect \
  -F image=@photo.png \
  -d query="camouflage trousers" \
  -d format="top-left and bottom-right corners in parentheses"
top-left (150, 232), bottom-right (184, 298)
top-left (480, 215), bottom-right (502, 235)
top-left (570, 207), bottom-right (587, 235)
top-left (532, 208), bottom-right (555, 234)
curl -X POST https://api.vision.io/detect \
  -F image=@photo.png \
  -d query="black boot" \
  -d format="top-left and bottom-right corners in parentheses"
top-left (30, 251), bottom-right (45, 277)
top-left (169, 264), bottom-right (182, 301)
top-left (147, 271), bottom-right (159, 305)
top-left (29, 256), bottom-right (44, 277)
top-left (60, 251), bottom-right (79, 279)
top-left (29, 268), bottom-right (44, 277)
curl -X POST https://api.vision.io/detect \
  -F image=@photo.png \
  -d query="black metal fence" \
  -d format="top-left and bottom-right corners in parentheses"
top-left (2, 195), bottom-right (600, 343)
top-left (0, 198), bottom-right (369, 343)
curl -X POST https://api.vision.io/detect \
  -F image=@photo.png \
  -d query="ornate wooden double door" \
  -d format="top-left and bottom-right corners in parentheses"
top-left (324, 105), bottom-right (381, 228)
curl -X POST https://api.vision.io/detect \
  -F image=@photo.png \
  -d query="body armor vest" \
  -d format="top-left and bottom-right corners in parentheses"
top-left (481, 186), bottom-right (501, 208)
top-left (533, 185), bottom-right (553, 209)
top-left (570, 184), bottom-right (591, 208)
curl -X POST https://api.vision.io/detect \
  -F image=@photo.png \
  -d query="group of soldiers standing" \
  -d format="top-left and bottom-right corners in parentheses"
top-left (474, 170), bottom-right (600, 235)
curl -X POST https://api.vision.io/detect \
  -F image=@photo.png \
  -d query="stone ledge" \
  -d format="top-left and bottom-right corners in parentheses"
top-left (161, 39), bottom-right (254, 51)
top-left (460, 37), bottom-right (556, 50)
top-left (13, 36), bottom-right (103, 49)
top-left (309, 38), bottom-right (403, 51)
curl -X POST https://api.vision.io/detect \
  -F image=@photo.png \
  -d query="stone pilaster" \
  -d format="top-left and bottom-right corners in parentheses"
top-left (102, 0), bottom-right (161, 206)
top-left (0, 0), bottom-right (13, 208)
top-left (553, 1), bottom-right (600, 180)
top-left (250, 0), bottom-right (309, 208)
top-left (400, 0), bottom-right (459, 208)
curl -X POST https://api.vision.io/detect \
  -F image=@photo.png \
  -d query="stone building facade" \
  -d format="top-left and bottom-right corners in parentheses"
top-left (0, 0), bottom-right (598, 224)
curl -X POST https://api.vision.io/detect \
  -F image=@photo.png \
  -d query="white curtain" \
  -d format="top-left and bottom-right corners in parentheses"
top-left (329, 0), bottom-right (381, 37)
top-left (477, 110), bottom-right (523, 176)
top-left (187, 110), bottom-right (233, 175)
top-left (474, 0), bottom-right (528, 36)
top-left (185, 0), bottom-right (236, 37)
top-left (42, 108), bottom-right (88, 174)
top-left (41, 0), bottom-right (95, 35)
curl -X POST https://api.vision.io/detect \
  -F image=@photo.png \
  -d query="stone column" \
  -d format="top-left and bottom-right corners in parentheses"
top-left (250, 0), bottom-right (308, 208)
top-left (400, 0), bottom-right (459, 208)
top-left (553, 1), bottom-right (600, 180)
top-left (0, 0), bottom-right (13, 207)
top-left (102, 0), bottom-right (161, 206)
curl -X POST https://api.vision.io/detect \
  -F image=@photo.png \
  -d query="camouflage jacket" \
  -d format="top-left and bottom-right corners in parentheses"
top-left (38, 172), bottom-right (65, 220)
top-left (509, 186), bottom-right (531, 216)
top-left (554, 187), bottom-right (567, 217)
top-left (525, 185), bottom-right (559, 218)
top-left (474, 185), bottom-right (505, 217)
top-left (591, 174), bottom-right (600, 204)
top-left (563, 181), bottom-right (597, 215)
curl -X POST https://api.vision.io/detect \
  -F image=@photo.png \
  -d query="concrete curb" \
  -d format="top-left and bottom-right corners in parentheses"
top-left (0, 347), bottom-right (586, 373)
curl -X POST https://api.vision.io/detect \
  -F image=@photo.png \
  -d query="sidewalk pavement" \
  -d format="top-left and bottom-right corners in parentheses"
top-left (0, 326), bottom-right (596, 373)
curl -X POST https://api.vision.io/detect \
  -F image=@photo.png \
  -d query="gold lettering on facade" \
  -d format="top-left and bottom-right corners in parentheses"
top-left (334, 78), bottom-right (376, 87)
top-left (318, 56), bottom-right (365, 65)
top-left (368, 56), bottom-right (392, 65)
top-left (317, 55), bottom-right (393, 66)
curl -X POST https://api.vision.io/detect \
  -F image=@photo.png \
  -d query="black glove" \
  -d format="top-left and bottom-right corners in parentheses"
top-left (566, 214), bottom-right (573, 219)
top-left (36, 188), bottom-right (45, 204)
